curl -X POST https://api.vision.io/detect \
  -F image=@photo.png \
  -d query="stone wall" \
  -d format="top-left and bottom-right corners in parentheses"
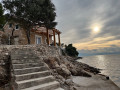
top-left (0, 48), bottom-right (10, 87)
top-left (0, 36), bottom-right (1, 45)
top-left (4, 22), bottom-right (29, 45)
top-left (0, 31), bottom-right (4, 45)
top-left (0, 45), bottom-right (61, 57)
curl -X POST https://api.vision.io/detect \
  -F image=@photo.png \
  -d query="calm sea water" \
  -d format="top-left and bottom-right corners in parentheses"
top-left (78, 54), bottom-right (120, 88)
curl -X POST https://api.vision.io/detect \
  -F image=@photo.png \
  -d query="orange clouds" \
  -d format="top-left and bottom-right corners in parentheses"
top-left (73, 36), bottom-right (120, 50)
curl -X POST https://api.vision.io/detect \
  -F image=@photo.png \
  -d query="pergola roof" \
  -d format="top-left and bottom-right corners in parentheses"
top-left (32, 26), bottom-right (61, 36)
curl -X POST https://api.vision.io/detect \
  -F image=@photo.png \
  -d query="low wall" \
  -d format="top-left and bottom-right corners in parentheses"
top-left (0, 48), bottom-right (10, 88)
top-left (0, 45), bottom-right (62, 57)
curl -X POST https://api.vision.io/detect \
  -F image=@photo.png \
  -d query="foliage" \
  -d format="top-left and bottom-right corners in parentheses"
top-left (0, 3), bottom-right (5, 30)
top-left (3, 0), bottom-right (57, 44)
top-left (65, 44), bottom-right (79, 57)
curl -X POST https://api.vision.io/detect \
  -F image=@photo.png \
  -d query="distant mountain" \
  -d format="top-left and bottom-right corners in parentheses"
top-left (78, 51), bottom-right (120, 57)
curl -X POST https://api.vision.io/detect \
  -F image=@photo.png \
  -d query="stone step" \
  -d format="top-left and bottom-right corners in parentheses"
top-left (12, 50), bottom-right (34, 54)
top-left (17, 76), bottom-right (55, 89)
top-left (13, 63), bottom-right (44, 69)
top-left (12, 54), bottom-right (38, 56)
top-left (54, 88), bottom-right (64, 90)
top-left (12, 52), bottom-right (35, 55)
top-left (12, 59), bottom-right (41, 64)
top-left (13, 52), bottom-right (34, 55)
top-left (21, 81), bottom-right (60, 90)
top-left (14, 66), bottom-right (49, 75)
top-left (11, 55), bottom-right (39, 60)
top-left (16, 71), bottom-right (51, 81)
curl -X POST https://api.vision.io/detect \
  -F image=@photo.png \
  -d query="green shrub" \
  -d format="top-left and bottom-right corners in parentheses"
top-left (65, 44), bottom-right (79, 57)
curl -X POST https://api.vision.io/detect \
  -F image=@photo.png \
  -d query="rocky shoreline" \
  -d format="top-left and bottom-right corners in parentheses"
top-left (43, 56), bottom-right (102, 90)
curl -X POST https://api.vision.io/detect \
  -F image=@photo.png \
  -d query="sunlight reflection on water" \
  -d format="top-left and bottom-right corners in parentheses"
top-left (78, 54), bottom-right (120, 88)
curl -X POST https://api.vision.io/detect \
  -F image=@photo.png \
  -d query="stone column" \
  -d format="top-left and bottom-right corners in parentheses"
top-left (53, 30), bottom-right (56, 46)
top-left (58, 33), bottom-right (61, 46)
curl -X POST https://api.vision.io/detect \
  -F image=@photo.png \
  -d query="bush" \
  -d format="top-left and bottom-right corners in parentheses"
top-left (65, 44), bottom-right (79, 57)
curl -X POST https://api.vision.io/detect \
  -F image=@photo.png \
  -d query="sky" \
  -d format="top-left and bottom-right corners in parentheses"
top-left (52, 0), bottom-right (120, 56)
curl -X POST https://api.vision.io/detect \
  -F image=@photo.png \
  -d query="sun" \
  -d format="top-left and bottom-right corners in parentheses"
top-left (93, 26), bottom-right (99, 32)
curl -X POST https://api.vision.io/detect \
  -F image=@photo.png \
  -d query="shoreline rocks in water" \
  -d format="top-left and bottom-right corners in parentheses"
top-left (74, 57), bottom-right (83, 60)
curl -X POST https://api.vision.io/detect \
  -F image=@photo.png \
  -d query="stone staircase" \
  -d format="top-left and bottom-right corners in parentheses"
top-left (10, 48), bottom-right (63, 90)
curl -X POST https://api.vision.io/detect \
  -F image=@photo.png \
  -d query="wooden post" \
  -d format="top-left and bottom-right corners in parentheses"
top-left (53, 30), bottom-right (56, 46)
top-left (58, 33), bottom-right (61, 46)
top-left (46, 29), bottom-right (50, 45)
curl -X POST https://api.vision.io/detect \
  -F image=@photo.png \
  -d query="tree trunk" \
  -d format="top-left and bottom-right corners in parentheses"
top-left (46, 28), bottom-right (49, 45)
top-left (26, 29), bottom-right (31, 44)
top-left (11, 28), bottom-right (15, 36)
top-left (10, 28), bottom-right (15, 45)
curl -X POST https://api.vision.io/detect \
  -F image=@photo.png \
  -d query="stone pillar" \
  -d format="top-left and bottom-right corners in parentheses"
top-left (53, 30), bottom-right (56, 46)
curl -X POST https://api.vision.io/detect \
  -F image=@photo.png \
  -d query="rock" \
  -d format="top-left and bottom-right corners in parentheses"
top-left (5, 53), bottom-right (9, 56)
top-left (57, 67), bottom-right (71, 78)
top-left (106, 76), bottom-right (109, 80)
top-left (70, 69), bottom-right (78, 75)
top-left (60, 64), bottom-right (67, 69)
top-left (70, 86), bottom-right (78, 90)
top-left (65, 79), bottom-right (73, 85)
top-left (74, 57), bottom-right (83, 61)
top-left (0, 67), bottom-right (6, 79)
top-left (54, 61), bottom-right (60, 68)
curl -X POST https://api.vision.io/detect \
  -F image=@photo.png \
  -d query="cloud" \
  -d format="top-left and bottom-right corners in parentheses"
top-left (74, 35), bottom-right (120, 50)
top-left (52, 0), bottom-right (120, 55)
top-left (78, 45), bottom-right (120, 56)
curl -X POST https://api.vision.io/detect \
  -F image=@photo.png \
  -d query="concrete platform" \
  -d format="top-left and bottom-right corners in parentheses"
top-left (72, 74), bottom-right (120, 90)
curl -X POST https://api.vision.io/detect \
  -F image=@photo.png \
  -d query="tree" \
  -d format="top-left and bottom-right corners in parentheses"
top-left (0, 3), bottom-right (5, 30)
top-left (41, 0), bottom-right (57, 45)
top-left (3, 0), bottom-right (57, 44)
top-left (65, 44), bottom-right (79, 57)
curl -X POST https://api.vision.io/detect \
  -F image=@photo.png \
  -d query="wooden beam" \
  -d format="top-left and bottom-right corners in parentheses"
top-left (53, 30), bottom-right (56, 46)
top-left (53, 29), bottom-right (61, 34)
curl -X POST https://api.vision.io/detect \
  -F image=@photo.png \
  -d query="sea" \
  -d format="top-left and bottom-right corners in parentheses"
top-left (77, 54), bottom-right (120, 88)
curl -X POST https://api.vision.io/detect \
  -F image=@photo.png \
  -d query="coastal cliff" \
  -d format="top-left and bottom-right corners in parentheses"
top-left (0, 45), bottom-right (119, 90)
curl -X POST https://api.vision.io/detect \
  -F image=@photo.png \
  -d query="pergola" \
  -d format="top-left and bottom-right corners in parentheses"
top-left (32, 26), bottom-right (61, 46)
